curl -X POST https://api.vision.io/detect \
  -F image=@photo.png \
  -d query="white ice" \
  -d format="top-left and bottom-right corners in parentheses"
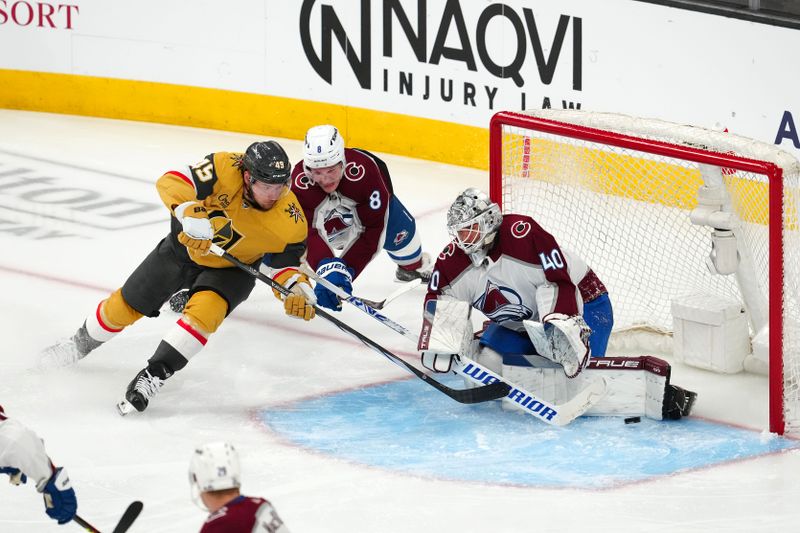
top-left (0, 110), bottom-right (798, 532)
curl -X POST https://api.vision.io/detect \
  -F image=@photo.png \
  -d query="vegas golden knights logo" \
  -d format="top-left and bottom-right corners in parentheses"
top-left (285, 202), bottom-right (305, 223)
top-left (208, 209), bottom-right (242, 250)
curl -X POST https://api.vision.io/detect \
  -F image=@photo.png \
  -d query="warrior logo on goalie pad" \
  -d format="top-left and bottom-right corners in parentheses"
top-left (476, 280), bottom-right (533, 324)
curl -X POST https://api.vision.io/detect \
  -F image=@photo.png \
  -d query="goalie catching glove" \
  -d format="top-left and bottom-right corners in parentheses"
top-left (271, 267), bottom-right (316, 321)
top-left (174, 201), bottom-right (214, 254)
top-left (524, 313), bottom-right (592, 378)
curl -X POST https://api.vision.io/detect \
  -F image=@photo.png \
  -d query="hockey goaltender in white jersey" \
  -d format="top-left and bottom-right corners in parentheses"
top-left (418, 188), bottom-right (696, 421)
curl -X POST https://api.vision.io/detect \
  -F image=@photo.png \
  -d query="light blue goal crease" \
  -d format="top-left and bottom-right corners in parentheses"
top-left (259, 379), bottom-right (800, 489)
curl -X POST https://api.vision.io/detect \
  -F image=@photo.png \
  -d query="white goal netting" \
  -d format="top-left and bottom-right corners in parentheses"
top-left (490, 109), bottom-right (800, 435)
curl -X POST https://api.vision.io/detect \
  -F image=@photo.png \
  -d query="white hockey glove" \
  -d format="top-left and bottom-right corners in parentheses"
top-left (174, 201), bottom-right (214, 254)
top-left (523, 313), bottom-right (592, 378)
top-left (419, 297), bottom-right (472, 373)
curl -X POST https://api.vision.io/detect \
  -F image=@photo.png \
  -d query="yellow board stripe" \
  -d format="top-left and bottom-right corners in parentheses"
top-left (3, 69), bottom-right (789, 228)
top-left (0, 69), bottom-right (490, 170)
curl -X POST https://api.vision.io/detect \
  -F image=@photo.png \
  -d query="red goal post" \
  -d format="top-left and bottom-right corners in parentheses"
top-left (489, 109), bottom-right (800, 435)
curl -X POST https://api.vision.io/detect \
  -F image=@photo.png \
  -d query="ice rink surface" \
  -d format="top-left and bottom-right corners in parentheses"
top-left (1, 110), bottom-right (798, 532)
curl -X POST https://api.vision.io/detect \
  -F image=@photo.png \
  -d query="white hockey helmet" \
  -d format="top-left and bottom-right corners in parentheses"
top-left (447, 188), bottom-right (503, 263)
top-left (189, 441), bottom-right (241, 495)
top-left (303, 125), bottom-right (345, 170)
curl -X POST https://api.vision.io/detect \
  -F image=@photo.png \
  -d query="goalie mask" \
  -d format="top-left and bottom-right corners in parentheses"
top-left (189, 441), bottom-right (241, 510)
top-left (447, 188), bottom-right (502, 265)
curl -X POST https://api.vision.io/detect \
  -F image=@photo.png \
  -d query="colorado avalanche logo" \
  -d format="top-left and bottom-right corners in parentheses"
top-left (511, 220), bottom-right (531, 238)
top-left (323, 206), bottom-right (354, 242)
top-left (294, 173), bottom-right (312, 190)
top-left (393, 229), bottom-right (408, 246)
top-left (344, 162), bottom-right (366, 181)
top-left (439, 242), bottom-right (456, 260)
top-left (475, 280), bottom-right (533, 323)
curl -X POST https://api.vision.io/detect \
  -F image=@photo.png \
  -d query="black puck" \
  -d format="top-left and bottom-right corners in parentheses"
top-left (624, 416), bottom-right (641, 424)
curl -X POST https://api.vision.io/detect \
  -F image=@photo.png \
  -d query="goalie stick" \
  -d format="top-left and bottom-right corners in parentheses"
top-left (209, 245), bottom-right (508, 405)
top-left (307, 268), bottom-right (607, 426)
top-left (73, 501), bottom-right (143, 533)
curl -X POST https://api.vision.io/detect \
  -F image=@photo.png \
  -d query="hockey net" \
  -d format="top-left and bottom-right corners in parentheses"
top-left (489, 109), bottom-right (800, 435)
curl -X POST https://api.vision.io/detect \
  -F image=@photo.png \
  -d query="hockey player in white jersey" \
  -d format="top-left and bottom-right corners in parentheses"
top-left (418, 188), bottom-right (696, 421)
top-left (0, 404), bottom-right (78, 525)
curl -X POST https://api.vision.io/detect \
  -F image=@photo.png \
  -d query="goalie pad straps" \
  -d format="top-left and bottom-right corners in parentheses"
top-left (419, 297), bottom-right (472, 373)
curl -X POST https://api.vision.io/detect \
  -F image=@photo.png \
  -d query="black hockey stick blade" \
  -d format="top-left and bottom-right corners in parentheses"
top-left (422, 375), bottom-right (510, 404)
top-left (112, 501), bottom-right (143, 533)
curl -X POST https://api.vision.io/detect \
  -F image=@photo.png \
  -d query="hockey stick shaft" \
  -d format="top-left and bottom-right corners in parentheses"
top-left (74, 515), bottom-right (101, 533)
top-left (209, 245), bottom-right (507, 404)
top-left (358, 278), bottom-right (421, 309)
top-left (309, 268), bottom-right (605, 426)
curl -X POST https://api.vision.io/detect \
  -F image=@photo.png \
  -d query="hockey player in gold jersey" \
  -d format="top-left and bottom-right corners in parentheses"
top-left (39, 141), bottom-right (316, 415)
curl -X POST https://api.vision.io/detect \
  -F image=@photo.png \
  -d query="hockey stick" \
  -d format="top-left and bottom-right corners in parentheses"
top-left (358, 278), bottom-right (421, 309)
top-left (209, 245), bottom-right (508, 404)
top-left (307, 269), bottom-right (607, 426)
top-left (73, 500), bottom-right (143, 533)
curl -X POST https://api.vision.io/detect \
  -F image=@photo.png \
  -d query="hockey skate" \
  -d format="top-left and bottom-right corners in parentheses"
top-left (38, 322), bottom-right (102, 368)
top-left (395, 252), bottom-right (433, 283)
top-left (663, 385), bottom-right (698, 420)
top-left (116, 362), bottom-right (170, 415)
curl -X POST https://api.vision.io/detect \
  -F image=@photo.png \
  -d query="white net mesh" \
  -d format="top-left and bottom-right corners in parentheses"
top-left (492, 110), bottom-right (800, 435)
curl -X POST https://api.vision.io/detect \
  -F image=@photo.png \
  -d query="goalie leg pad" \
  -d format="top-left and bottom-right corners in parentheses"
top-left (498, 355), bottom-right (695, 420)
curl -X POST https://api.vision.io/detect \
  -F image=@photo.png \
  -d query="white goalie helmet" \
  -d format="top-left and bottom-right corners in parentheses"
top-left (303, 124), bottom-right (346, 170)
top-left (447, 188), bottom-right (503, 264)
top-left (189, 441), bottom-right (241, 509)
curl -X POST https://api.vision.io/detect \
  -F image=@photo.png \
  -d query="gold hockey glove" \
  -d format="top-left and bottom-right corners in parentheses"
top-left (284, 293), bottom-right (315, 321)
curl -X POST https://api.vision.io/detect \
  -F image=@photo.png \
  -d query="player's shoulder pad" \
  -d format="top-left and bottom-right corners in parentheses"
top-left (432, 241), bottom-right (472, 283)
top-left (209, 151), bottom-right (247, 197)
top-left (497, 213), bottom-right (557, 263)
top-left (345, 148), bottom-right (394, 190)
top-left (181, 153), bottom-right (222, 200)
top-left (498, 213), bottom-right (538, 237)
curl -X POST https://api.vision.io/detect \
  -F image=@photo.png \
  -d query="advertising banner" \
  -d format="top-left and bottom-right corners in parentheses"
top-left (0, 0), bottom-right (798, 163)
